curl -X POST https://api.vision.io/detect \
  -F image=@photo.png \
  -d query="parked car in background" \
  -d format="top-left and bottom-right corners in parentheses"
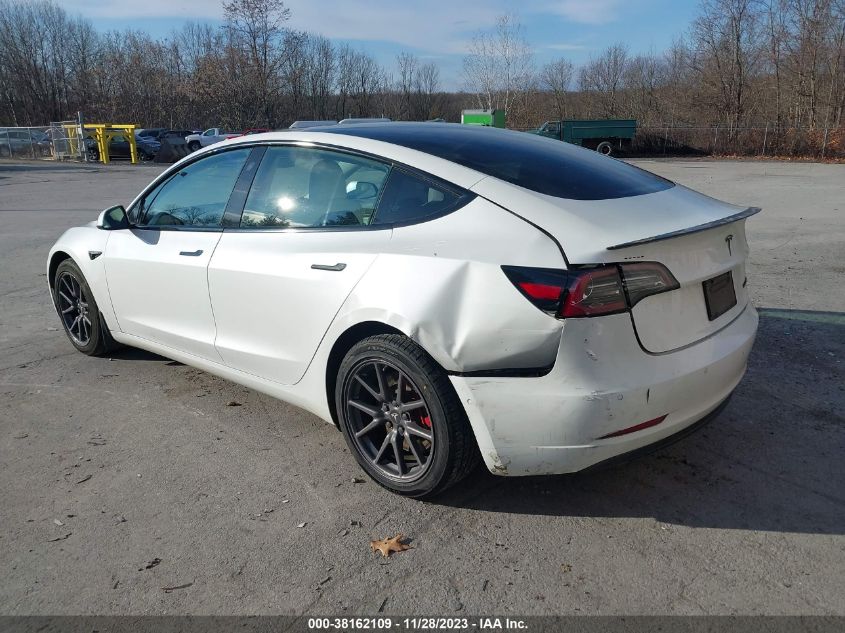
top-left (289, 120), bottom-right (337, 129)
top-left (185, 128), bottom-right (240, 152)
top-left (47, 123), bottom-right (758, 497)
top-left (158, 130), bottom-right (201, 142)
top-left (0, 128), bottom-right (52, 157)
top-left (338, 118), bottom-right (391, 125)
top-left (85, 133), bottom-right (160, 161)
top-left (137, 128), bottom-right (168, 139)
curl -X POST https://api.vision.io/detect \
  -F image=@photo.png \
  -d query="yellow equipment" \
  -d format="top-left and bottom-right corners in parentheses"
top-left (64, 123), bottom-right (139, 164)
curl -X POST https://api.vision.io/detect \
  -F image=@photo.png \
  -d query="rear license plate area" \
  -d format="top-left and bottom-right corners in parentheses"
top-left (703, 271), bottom-right (737, 321)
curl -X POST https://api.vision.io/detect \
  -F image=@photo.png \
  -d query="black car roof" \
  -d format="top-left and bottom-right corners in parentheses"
top-left (318, 122), bottom-right (672, 201)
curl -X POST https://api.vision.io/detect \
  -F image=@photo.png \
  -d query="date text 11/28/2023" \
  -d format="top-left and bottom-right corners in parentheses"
top-left (307, 617), bottom-right (528, 630)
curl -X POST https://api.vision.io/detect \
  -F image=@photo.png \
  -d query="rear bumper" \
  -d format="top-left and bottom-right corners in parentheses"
top-left (449, 304), bottom-right (758, 476)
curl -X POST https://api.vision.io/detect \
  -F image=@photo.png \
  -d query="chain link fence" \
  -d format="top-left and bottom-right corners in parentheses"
top-left (0, 121), bottom-right (89, 161)
top-left (0, 126), bottom-right (52, 159)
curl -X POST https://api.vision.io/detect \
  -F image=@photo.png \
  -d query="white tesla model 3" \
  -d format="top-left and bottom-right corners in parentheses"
top-left (48, 123), bottom-right (759, 497)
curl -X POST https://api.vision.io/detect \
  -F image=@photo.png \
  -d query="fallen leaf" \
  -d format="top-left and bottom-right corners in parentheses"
top-left (13, 433), bottom-right (28, 439)
top-left (53, 519), bottom-right (64, 526)
top-left (226, 401), bottom-right (242, 407)
top-left (370, 534), bottom-right (411, 558)
top-left (297, 522), bottom-right (307, 528)
top-left (76, 474), bottom-right (92, 484)
top-left (561, 563), bottom-right (572, 573)
top-left (162, 582), bottom-right (193, 593)
top-left (47, 533), bottom-right (72, 542)
top-left (351, 477), bottom-right (365, 484)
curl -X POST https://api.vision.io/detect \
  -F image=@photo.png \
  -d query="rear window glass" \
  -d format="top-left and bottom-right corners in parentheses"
top-left (326, 124), bottom-right (674, 201)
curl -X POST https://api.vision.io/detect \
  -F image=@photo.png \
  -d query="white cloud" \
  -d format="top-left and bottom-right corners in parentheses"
top-left (51, 0), bottom-right (510, 53)
top-left (545, 0), bottom-right (625, 25)
top-left (546, 42), bottom-right (587, 50)
top-left (49, 0), bottom-right (625, 55)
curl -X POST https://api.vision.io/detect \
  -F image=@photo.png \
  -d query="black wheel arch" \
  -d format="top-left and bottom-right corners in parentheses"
top-left (48, 251), bottom-right (72, 292)
top-left (325, 321), bottom-right (417, 427)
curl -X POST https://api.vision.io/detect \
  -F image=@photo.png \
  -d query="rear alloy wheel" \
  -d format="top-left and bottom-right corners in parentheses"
top-left (596, 141), bottom-right (613, 156)
top-left (53, 259), bottom-right (116, 356)
top-left (336, 334), bottom-right (478, 497)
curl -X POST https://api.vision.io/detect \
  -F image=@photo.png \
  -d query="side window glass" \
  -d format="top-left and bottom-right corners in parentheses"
top-left (240, 146), bottom-right (390, 228)
top-left (371, 169), bottom-right (464, 226)
top-left (138, 148), bottom-right (250, 228)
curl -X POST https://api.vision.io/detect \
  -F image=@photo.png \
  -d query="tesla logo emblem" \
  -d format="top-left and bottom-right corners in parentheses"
top-left (725, 234), bottom-right (734, 256)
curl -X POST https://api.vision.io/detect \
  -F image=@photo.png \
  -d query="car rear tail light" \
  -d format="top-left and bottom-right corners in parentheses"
top-left (502, 262), bottom-right (679, 318)
top-left (559, 266), bottom-right (627, 317)
top-left (619, 262), bottom-right (680, 307)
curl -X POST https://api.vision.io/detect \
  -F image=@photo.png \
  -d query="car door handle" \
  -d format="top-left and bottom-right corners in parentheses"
top-left (311, 263), bottom-right (346, 271)
top-left (179, 249), bottom-right (203, 257)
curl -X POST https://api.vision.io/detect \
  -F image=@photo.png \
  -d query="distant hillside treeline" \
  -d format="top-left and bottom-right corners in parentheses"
top-left (1, 0), bottom-right (844, 156)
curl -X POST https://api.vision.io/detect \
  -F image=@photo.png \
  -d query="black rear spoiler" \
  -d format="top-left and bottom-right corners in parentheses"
top-left (606, 207), bottom-right (761, 251)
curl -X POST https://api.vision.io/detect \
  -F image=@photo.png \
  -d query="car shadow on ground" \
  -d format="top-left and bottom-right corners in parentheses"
top-left (434, 308), bottom-right (845, 535)
top-left (107, 346), bottom-right (167, 362)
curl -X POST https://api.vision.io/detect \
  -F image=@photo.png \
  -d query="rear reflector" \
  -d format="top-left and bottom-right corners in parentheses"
top-left (502, 262), bottom-right (679, 318)
top-left (598, 415), bottom-right (667, 439)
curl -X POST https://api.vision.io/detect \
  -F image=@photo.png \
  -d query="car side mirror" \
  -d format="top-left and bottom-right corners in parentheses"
top-left (97, 205), bottom-right (130, 230)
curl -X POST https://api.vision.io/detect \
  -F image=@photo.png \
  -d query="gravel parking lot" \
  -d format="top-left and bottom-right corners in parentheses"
top-left (0, 157), bottom-right (843, 616)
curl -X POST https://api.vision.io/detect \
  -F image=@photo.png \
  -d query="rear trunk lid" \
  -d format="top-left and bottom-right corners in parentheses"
top-left (472, 178), bottom-right (759, 353)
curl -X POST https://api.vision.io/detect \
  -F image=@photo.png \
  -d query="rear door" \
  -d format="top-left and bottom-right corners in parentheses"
top-left (104, 147), bottom-right (253, 360)
top-left (208, 144), bottom-right (394, 385)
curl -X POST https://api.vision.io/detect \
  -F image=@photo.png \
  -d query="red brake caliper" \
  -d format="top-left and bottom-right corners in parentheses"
top-left (420, 415), bottom-right (432, 429)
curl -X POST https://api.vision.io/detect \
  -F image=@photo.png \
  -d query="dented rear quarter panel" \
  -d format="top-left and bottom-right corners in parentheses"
top-left (317, 196), bottom-right (566, 374)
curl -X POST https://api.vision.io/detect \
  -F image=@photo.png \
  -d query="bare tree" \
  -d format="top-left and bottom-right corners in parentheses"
top-left (689, 0), bottom-right (764, 141)
top-left (223, 0), bottom-right (290, 125)
top-left (540, 58), bottom-right (574, 121)
top-left (579, 44), bottom-right (630, 117)
top-left (462, 13), bottom-right (534, 124)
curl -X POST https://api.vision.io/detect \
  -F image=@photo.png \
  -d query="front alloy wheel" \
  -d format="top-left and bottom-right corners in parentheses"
top-left (52, 259), bottom-right (115, 356)
top-left (56, 271), bottom-right (92, 346)
top-left (336, 334), bottom-right (479, 497)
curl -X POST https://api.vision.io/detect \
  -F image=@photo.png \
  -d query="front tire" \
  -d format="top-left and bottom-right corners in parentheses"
top-left (335, 334), bottom-right (479, 498)
top-left (53, 259), bottom-right (115, 356)
top-left (188, 141), bottom-right (200, 152)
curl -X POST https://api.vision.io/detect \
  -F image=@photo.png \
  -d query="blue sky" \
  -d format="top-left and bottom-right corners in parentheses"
top-left (56, 0), bottom-right (700, 89)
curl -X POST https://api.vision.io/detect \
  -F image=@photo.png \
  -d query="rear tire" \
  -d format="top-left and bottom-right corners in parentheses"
top-left (335, 334), bottom-right (479, 498)
top-left (596, 141), bottom-right (613, 155)
top-left (53, 259), bottom-right (117, 356)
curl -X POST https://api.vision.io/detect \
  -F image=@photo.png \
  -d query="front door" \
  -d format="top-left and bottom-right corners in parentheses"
top-left (104, 147), bottom-right (252, 361)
